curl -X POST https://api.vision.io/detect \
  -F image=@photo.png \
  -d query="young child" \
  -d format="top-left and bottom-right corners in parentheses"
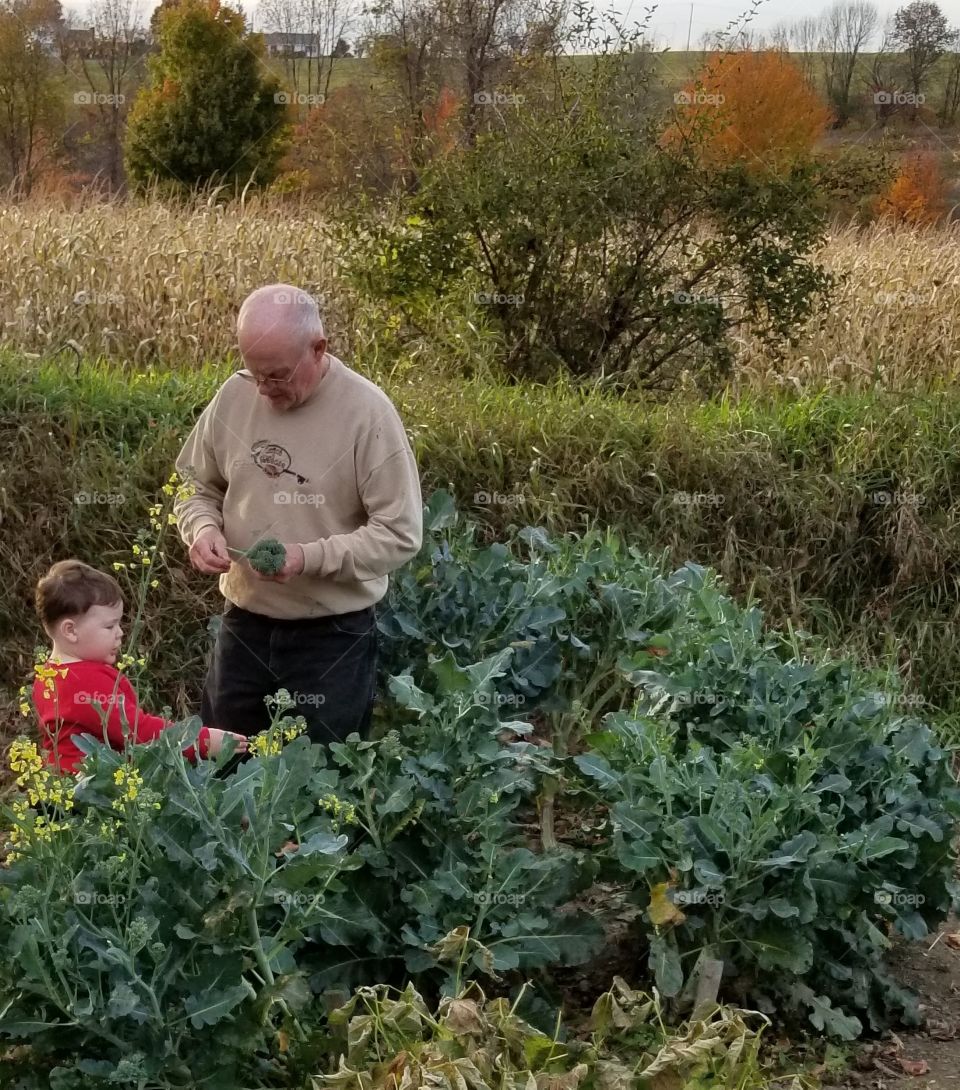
top-left (32, 559), bottom-right (247, 775)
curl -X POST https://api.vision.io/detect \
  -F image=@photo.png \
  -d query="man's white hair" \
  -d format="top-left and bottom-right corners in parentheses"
top-left (237, 284), bottom-right (325, 349)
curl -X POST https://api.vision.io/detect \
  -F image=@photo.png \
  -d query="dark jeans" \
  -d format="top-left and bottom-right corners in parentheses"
top-left (201, 602), bottom-right (379, 747)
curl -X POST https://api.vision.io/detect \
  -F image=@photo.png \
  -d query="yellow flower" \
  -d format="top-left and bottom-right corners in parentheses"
top-left (112, 562), bottom-right (124, 572)
top-left (167, 513), bottom-right (177, 526)
top-left (6, 740), bottom-right (76, 851)
top-left (111, 766), bottom-right (144, 812)
top-left (150, 580), bottom-right (159, 589)
top-left (250, 733), bottom-right (282, 757)
top-left (10, 739), bottom-right (44, 776)
top-left (132, 544), bottom-right (141, 556)
top-left (19, 702), bottom-right (30, 717)
top-left (318, 793), bottom-right (357, 827)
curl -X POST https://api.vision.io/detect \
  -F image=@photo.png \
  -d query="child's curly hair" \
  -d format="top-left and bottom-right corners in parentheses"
top-left (35, 560), bottom-right (123, 634)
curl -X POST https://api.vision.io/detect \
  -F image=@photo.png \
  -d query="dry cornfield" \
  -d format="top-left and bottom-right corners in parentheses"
top-left (2, 194), bottom-right (960, 390)
top-left (733, 220), bottom-right (960, 392)
top-left (0, 193), bottom-right (345, 367)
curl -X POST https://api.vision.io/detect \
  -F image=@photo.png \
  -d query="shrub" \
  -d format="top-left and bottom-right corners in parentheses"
top-left (575, 619), bottom-right (960, 1037)
top-left (335, 43), bottom-right (833, 390)
top-left (875, 150), bottom-right (949, 226)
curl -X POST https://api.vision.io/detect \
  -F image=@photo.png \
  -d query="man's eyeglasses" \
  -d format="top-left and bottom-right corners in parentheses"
top-left (250, 359), bottom-right (303, 389)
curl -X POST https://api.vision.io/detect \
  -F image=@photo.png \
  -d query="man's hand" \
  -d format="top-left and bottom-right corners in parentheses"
top-left (189, 526), bottom-right (232, 574)
top-left (252, 543), bottom-right (305, 584)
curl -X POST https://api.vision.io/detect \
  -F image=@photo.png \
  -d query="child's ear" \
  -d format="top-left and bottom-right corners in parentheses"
top-left (58, 618), bottom-right (79, 644)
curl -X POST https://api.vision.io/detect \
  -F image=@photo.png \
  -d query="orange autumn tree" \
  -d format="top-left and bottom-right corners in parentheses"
top-left (662, 49), bottom-right (834, 173)
top-left (421, 86), bottom-right (461, 154)
top-left (876, 150), bottom-right (948, 225)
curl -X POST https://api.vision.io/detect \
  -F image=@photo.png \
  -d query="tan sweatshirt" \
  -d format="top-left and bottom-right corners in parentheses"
top-left (173, 354), bottom-right (423, 620)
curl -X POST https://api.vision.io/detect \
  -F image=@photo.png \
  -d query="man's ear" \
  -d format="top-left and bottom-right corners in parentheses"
top-left (313, 337), bottom-right (327, 364)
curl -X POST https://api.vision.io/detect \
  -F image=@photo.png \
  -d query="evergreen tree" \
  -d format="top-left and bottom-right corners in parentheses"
top-left (126, 0), bottom-right (289, 193)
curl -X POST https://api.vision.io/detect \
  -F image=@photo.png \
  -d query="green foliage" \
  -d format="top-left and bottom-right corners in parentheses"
top-left (124, 0), bottom-right (289, 194)
top-left (336, 39), bottom-right (833, 389)
top-left (303, 647), bottom-right (602, 990)
top-left (2, 486), bottom-right (958, 1088)
top-left (0, 653), bottom-right (600, 1085)
top-left (813, 145), bottom-right (898, 224)
top-left (377, 493), bottom-right (960, 1035)
top-left (0, 722), bottom-right (346, 1088)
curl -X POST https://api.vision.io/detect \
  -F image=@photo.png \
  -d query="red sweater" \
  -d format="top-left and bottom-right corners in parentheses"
top-left (32, 660), bottom-right (211, 774)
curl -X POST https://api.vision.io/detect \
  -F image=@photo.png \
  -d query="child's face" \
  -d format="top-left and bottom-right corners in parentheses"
top-left (59, 602), bottom-right (124, 664)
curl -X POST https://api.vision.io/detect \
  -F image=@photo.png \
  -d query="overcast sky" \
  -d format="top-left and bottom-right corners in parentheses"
top-left (594, 0), bottom-right (960, 51)
top-left (70, 0), bottom-right (960, 52)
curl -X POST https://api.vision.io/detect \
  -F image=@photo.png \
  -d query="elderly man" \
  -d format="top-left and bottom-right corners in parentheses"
top-left (173, 284), bottom-right (423, 744)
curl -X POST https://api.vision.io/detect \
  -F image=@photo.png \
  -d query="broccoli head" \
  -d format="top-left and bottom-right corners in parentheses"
top-left (245, 538), bottom-right (287, 576)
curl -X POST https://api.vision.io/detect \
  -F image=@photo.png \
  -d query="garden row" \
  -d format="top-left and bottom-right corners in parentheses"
top-left (0, 491), bottom-right (956, 1088)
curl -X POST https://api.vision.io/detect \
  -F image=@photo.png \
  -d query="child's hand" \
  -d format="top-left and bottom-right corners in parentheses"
top-left (205, 728), bottom-right (249, 758)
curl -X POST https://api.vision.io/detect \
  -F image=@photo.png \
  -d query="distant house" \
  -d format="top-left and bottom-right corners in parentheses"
top-left (262, 32), bottom-right (323, 58)
top-left (40, 26), bottom-right (151, 59)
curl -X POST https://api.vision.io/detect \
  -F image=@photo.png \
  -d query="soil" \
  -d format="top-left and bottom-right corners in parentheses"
top-left (833, 923), bottom-right (960, 1090)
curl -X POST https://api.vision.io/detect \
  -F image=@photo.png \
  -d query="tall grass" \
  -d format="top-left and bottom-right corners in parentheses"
top-left (734, 220), bottom-right (960, 393)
